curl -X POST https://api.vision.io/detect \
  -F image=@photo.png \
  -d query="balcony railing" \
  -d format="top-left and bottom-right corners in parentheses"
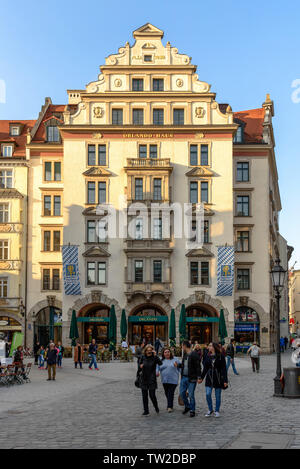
top-left (126, 158), bottom-right (171, 168)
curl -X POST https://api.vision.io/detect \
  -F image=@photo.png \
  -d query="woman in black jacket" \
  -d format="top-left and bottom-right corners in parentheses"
top-left (138, 344), bottom-right (162, 416)
top-left (200, 342), bottom-right (228, 418)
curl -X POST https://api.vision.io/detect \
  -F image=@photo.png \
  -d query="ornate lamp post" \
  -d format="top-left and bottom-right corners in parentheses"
top-left (20, 300), bottom-right (26, 348)
top-left (270, 258), bottom-right (287, 396)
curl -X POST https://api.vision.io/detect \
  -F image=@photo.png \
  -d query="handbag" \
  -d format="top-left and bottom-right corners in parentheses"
top-left (135, 370), bottom-right (142, 388)
top-left (178, 394), bottom-right (185, 406)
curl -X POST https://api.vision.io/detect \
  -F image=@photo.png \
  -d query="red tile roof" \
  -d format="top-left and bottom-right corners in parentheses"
top-left (234, 108), bottom-right (265, 143)
top-left (0, 120), bottom-right (36, 157)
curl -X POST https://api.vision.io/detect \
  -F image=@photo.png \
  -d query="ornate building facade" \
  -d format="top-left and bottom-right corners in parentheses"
top-left (0, 24), bottom-right (289, 352)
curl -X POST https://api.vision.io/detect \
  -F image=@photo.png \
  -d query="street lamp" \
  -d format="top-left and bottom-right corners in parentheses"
top-left (19, 300), bottom-right (27, 348)
top-left (270, 258), bottom-right (287, 396)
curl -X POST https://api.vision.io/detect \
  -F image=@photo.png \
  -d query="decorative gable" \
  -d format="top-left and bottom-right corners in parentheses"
top-left (185, 167), bottom-right (215, 178)
top-left (83, 167), bottom-right (112, 177)
top-left (186, 247), bottom-right (214, 258)
top-left (83, 246), bottom-right (110, 258)
top-left (133, 23), bottom-right (164, 39)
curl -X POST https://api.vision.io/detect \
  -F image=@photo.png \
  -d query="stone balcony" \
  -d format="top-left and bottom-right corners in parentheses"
top-left (124, 280), bottom-right (173, 302)
top-left (125, 157), bottom-right (172, 169)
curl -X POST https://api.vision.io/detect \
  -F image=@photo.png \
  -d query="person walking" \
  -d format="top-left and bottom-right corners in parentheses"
top-left (57, 341), bottom-right (64, 368)
top-left (284, 336), bottom-right (289, 351)
top-left (38, 345), bottom-right (45, 369)
top-left (88, 339), bottom-right (99, 371)
top-left (135, 342), bottom-right (143, 367)
top-left (177, 340), bottom-right (202, 418)
top-left (226, 339), bottom-right (239, 376)
top-left (33, 341), bottom-right (40, 366)
top-left (74, 341), bottom-right (83, 369)
top-left (279, 337), bottom-right (285, 353)
top-left (247, 342), bottom-right (261, 373)
top-left (13, 346), bottom-right (26, 379)
top-left (138, 345), bottom-right (162, 416)
top-left (46, 343), bottom-right (58, 381)
top-left (199, 342), bottom-right (228, 418)
top-left (158, 347), bottom-right (181, 412)
top-left (193, 343), bottom-right (202, 361)
top-left (154, 337), bottom-right (162, 355)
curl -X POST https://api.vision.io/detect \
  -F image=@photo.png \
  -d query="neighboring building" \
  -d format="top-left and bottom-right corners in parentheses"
top-left (278, 234), bottom-right (293, 338)
top-left (0, 119), bottom-right (35, 343)
top-left (1, 24), bottom-right (289, 352)
top-left (289, 269), bottom-right (300, 336)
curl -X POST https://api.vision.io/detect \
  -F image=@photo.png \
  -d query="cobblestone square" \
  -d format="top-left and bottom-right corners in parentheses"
top-left (0, 353), bottom-right (299, 449)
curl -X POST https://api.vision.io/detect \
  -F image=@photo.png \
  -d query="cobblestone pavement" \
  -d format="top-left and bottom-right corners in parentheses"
top-left (0, 353), bottom-right (299, 449)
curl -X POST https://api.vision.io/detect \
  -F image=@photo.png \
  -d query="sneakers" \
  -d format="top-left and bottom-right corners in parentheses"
top-left (190, 412), bottom-right (196, 418)
top-left (214, 411), bottom-right (220, 418)
top-left (142, 411), bottom-right (150, 416)
top-left (205, 411), bottom-right (214, 417)
top-left (182, 407), bottom-right (190, 415)
top-left (167, 408), bottom-right (173, 413)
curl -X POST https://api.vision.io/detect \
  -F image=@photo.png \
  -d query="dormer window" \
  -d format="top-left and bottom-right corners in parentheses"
top-left (10, 127), bottom-right (20, 136)
top-left (2, 145), bottom-right (13, 157)
top-left (233, 121), bottom-right (245, 144)
top-left (47, 126), bottom-right (60, 142)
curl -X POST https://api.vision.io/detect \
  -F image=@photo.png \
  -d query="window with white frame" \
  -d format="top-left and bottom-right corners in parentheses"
top-left (0, 170), bottom-right (13, 188)
top-left (152, 218), bottom-right (162, 240)
top-left (0, 240), bottom-right (9, 260)
top-left (0, 203), bottom-right (9, 222)
top-left (2, 146), bottom-right (13, 157)
top-left (0, 278), bottom-right (8, 297)
top-left (135, 218), bottom-right (143, 240)
top-left (190, 261), bottom-right (209, 285)
top-left (10, 127), bottom-right (20, 136)
top-left (87, 261), bottom-right (106, 285)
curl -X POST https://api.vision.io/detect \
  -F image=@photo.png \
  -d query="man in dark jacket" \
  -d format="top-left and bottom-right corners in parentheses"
top-left (47, 344), bottom-right (58, 381)
top-left (88, 339), bottom-right (99, 370)
top-left (176, 340), bottom-right (201, 417)
top-left (33, 341), bottom-right (40, 365)
top-left (226, 339), bottom-right (239, 375)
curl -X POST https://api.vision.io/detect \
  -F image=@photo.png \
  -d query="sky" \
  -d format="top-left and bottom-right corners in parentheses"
top-left (0, 0), bottom-right (299, 267)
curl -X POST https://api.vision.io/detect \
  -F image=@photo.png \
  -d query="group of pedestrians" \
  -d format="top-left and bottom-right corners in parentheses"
top-left (33, 341), bottom-right (64, 380)
top-left (136, 340), bottom-right (229, 418)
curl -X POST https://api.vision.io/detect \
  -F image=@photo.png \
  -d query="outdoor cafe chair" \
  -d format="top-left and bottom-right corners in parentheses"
top-left (23, 363), bottom-right (32, 383)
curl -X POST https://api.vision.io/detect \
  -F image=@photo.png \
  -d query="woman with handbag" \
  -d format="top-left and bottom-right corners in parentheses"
top-left (137, 345), bottom-right (162, 416)
top-left (199, 342), bottom-right (228, 418)
top-left (158, 347), bottom-right (181, 412)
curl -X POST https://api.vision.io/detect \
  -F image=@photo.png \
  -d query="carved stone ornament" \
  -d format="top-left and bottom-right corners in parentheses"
top-left (195, 132), bottom-right (205, 139)
top-left (239, 296), bottom-right (249, 306)
top-left (93, 133), bottom-right (103, 139)
top-left (91, 290), bottom-right (102, 303)
top-left (93, 107), bottom-right (104, 118)
top-left (195, 107), bottom-right (205, 118)
top-left (176, 78), bottom-right (184, 88)
top-left (114, 78), bottom-right (122, 87)
top-left (195, 291), bottom-right (206, 303)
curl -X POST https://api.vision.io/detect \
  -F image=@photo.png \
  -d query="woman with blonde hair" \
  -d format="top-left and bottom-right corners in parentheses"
top-left (138, 344), bottom-right (162, 416)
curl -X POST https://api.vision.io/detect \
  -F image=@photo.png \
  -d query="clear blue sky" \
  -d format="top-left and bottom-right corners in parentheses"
top-left (1, 0), bottom-right (299, 267)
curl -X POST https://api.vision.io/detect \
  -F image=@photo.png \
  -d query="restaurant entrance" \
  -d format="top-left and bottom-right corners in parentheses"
top-left (77, 303), bottom-right (110, 345)
top-left (186, 305), bottom-right (219, 345)
top-left (129, 304), bottom-right (168, 346)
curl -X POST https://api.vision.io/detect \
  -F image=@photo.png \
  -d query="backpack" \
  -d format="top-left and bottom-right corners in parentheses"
top-left (251, 345), bottom-right (259, 358)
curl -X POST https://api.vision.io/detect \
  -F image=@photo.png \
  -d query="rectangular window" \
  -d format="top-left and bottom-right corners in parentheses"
top-left (135, 260), bottom-right (143, 282)
top-left (98, 262), bottom-right (106, 285)
top-left (236, 231), bottom-right (250, 252)
top-left (144, 55), bottom-right (152, 62)
top-left (54, 162), bottom-right (61, 181)
top-left (0, 203), bottom-right (9, 223)
top-left (112, 109), bottom-right (123, 125)
top-left (88, 182), bottom-right (96, 204)
top-left (133, 109), bottom-right (144, 125)
top-left (52, 269), bottom-right (60, 290)
top-left (139, 145), bottom-right (147, 159)
top-left (98, 182), bottom-right (106, 204)
top-left (191, 262), bottom-right (198, 285)
top-left (0, 170), bottom-right (13, 188)
top-left (43, 196), bottom-right (51, 216)
top-left (153, 178), bottom-right (162, 200)
top-left (42, 269), bottom-right (51, 290)
top-left (87, 262), bottom-right (96, 285)
top-left (190, 182), bottom-right (198, 203)
top-left (87, 220), bottom-right (96, 243)
top-left (88, 145), bottom-right (96, 166)
top-left (0, 240), bottom-right (8, 260)
top-left (2, 146), bottom-right (13, 157)
top-left (190, 145), bottom-right (198, 166)
top-left (135, 178), bottom-right (143, 200)
top-left (149, 145), bottom-right (158, 158)
top-left (135, 218), bottom-right (143, 240)
top-left (200, 145), bottom-right (209, 166)
top-left (98, 220), bottom-right (107, 242)
top-left (47, 126), bottom-right (60, 142)
top-left (132, 79), bottom-right (144, 91)
top-left (236, 195), bottom-right (249, 216)
top-left (153, 218), bottom-right (162, 240)
top-left (237, 268), bottom-right (250, 290)
top-left (0, 278), bottom-right (8, 298)
top-left (201, 182), bottom-right (209, 203)
top-left (98, 145), bottom-right (106, 166)
top-left (53, 196), bottom-right (61, 216)
top-left (201, 262), bottom-right (209, 285)
top-left (153, 79), bottom-right (164, 91)
top-left (236, 162), bottom-right (249, 182)
top-left (10, 127), bottom-right (19, 136)
top-left (53, 231), bottom-right (61, 251)
top-left (173, 109), bottom-right (184, 125)
top-left (153, 260), bottom-right (162, 283)
top-left (43, 231), bottom-right (51, 251)
top-left (153, 109), bottom-right (164, 125)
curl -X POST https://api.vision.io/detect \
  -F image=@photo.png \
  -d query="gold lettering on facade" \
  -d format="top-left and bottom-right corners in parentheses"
top-left (122, 133), bottom-right (174, 139)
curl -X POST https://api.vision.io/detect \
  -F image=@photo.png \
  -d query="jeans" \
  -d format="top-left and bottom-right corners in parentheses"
top-left (142, 389), bottom-right (158, 413)
top-left (226, 356), bottom-right (239, 375)
top-left (89, 354), bottom-right (98, 369)
top-left (57, 356), bottom-right (62, 367)
top-left (163, 383), bottom-right (177, 409)
top-left (180, 376), bottom-right (197, 412)
top-left (205, 386), bottom-right (222, 412)
top-left (38, 356), bottom-right (44, 368)
top-left (75, 361), bottom-right (82, 369)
